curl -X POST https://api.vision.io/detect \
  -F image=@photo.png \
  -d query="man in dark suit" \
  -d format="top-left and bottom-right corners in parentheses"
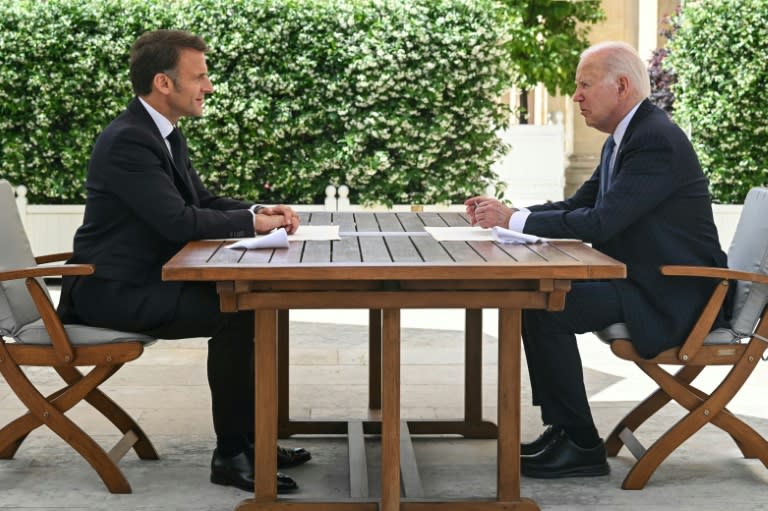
top-left (58, 30), bottom-right (309, 493)
top-left (465, 41), bottom-right (728, 478)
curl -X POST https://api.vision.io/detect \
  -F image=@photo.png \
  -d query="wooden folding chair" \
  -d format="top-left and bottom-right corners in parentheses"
top-left (597, 186), bottom-right (768, 489)
top-left (0, 179), bottom-right (158, 493)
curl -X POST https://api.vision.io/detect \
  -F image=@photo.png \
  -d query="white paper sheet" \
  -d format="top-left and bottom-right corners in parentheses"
top-left (227, 228), bottom-right (289, 249)
top-left (289, 225), bottom-right (341, 241)
top-left (226, 225), bottom-right (342, 250)
top-left (424, 226), bottom-right (543, 244)
top-left (491, 226), bottom-right (542, 244)
top-left (424, 226), bottom-right (494, 241)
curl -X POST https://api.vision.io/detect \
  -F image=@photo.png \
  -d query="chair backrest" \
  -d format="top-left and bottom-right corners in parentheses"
top-left (0, 179), bottom-right (43, 337)
top-left (726, 187), bottom-right (768, 336)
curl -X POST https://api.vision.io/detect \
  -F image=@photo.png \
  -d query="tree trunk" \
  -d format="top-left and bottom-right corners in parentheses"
top-left (518, 89), bottom-right (529, 124)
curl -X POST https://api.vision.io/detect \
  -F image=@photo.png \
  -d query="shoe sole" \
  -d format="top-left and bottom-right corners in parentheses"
top-left (210, 473), bottom-right (298, 493)
top-left (521, 463), bottom-right (610, 479)
top-left (210, 473), bottom-right (253, 492)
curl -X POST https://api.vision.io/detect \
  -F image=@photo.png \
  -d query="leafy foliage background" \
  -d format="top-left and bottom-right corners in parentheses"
top-left (667, 0), bottom-right (768, 204)
top-left (0, 0), bottom-right (514, 205)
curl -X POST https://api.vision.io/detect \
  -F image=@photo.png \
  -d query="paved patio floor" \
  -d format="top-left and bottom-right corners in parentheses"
top-left (1, 303), bottom-right (766, 511)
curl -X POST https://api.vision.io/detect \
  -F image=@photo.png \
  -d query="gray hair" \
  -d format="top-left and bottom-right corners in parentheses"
top-left (581, 41), bottom-right (651, 99)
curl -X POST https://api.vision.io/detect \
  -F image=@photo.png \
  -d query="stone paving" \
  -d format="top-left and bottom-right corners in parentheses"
top-left (1, 305), bottom-right (766, 510)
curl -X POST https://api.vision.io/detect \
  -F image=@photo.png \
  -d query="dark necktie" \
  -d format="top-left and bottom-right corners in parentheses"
top-left (599, 135), bottom-right (616, 197)
top-left (166, 127), bottom-right (184, 169)
top-left (166, 127), bottom-right (196, 200)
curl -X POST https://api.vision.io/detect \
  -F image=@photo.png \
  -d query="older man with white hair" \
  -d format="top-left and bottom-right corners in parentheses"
top-left (465, 41), bottom-right (729, 478)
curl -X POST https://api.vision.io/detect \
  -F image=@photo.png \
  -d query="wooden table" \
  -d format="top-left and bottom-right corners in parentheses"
top-left (162, 211), bottom-right (625, 511)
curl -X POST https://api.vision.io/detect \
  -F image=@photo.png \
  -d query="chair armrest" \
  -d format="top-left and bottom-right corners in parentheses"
top-left (0, 263), bottom-right (94, 282)
top-left (35, 252), bottom-right (73, 265)
top-left (660, 264), bottom-right (768, 362)
top-left (0, 261), bottom-right (91, 364)
top-left (662, 265), bottom-right (768, 285)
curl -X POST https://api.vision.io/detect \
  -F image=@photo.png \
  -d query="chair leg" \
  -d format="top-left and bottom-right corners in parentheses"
top-left (605, 366), bottom-right (702, 457)
top-left (55, 366), bottom-right (159, 460)
top-left (623, 344), bottom-right (764, 489)
top-left (675, 375), bottom-right (768, 461)
top-left (0, 356), bottom-right (133, 493)
top-left (0, 384), bottom-right (71, 458)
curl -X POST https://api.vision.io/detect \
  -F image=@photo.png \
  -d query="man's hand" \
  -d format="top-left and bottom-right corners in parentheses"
top-left (254, 205), bottom-right (300, 234)
top-left (464, 196), bottom-right (517, 229)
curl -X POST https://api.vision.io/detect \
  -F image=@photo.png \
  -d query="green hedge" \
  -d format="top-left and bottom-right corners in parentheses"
top-left (667, 0), bottom-right (768, 204)
top-left (0, 0), bottom-right (514, 205)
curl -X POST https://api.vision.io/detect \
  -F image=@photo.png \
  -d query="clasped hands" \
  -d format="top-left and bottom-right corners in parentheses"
top-left (464, 196), bottom-right (517, 229)
top-left (254, 205), bottom-right (300, 234)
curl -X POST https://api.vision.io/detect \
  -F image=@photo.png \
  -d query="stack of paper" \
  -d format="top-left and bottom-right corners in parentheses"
top-left (491, 226), bottom-right (542, 244)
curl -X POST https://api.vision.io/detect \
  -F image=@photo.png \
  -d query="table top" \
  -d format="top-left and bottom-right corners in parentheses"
top-left (162, 211), bottom-right (625, 283)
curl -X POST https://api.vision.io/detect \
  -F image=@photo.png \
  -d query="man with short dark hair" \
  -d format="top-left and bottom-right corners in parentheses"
top-left (59, 29), bottom-right (308, 493)
top-left (465, 41), bottom-right (729, 478)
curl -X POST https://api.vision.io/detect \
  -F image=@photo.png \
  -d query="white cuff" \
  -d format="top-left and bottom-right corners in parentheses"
top-left (248, 204), bottom-right (261, 222)
top-left (508, 208), bottom-right (531, 232)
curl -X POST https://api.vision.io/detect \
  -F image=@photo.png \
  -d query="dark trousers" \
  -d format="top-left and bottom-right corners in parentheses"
top-left (67, 277), bottom-right (254, 441)
top-left (522, 281), bottom-right (624, 428)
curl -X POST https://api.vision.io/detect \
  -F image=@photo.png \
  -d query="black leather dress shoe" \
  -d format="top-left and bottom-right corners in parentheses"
top-left (277, 445), bottom-right (312, 468)
top-left (210, 449), bottom-right (298, 493)
top-left (521, 425), bottom-right (563, 456)
top-left (521, 433), bottom-right (610, 478)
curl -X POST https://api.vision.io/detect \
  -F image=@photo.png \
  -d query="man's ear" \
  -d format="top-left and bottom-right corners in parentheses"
top-left (617, 75), bottom-right (630, 98)
top-left (153, 72), bottom-right (174, 95)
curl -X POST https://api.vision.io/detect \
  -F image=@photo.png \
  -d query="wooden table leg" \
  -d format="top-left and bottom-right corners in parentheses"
top-left (381, 308), bottom-right (401, 511)
top-left (277, 310), bottom-right (290, 435)
top-left (369, 309), bottom-right (382, 413)
top-left (238, 309), bottom-right (278, 509)
top-left (465, 309), bottom-right (483, 425)
top-left (497, 308), bottom-right (521, 501)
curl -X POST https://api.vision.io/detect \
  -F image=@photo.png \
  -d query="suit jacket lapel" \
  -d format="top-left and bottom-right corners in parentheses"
top-left (611, 99), bottom-right (654, 180)
top-left (128, 99), bottom-right (199, 206)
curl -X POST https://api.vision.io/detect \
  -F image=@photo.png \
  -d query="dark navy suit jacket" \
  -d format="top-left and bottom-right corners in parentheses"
top-left (59, 97), bottom-right (256, 330)
top-left (523, 100), bottom-right (728, 358)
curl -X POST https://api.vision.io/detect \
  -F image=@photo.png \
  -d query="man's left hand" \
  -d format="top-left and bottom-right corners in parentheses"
top-left (256, 205), bottom-right (300, 234)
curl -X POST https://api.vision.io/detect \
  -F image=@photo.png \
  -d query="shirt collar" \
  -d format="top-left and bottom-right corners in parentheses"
top-left (612, 100), bottom-right (643, 148)
top-left (138, 97), bottom-right (175, 139)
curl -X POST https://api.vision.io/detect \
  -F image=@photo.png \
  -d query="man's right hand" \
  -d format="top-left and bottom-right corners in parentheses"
top-left (464, 196), bottom-right (516, 229)
top-left (254, 205), bottom-right (300, 234)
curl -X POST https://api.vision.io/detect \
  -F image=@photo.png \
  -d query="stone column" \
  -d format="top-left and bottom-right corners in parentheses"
top-left (564, 0), bottom-right (642, 196)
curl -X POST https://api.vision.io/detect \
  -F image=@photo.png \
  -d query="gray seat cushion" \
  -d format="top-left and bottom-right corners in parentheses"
top-left (1, 179), bottom-right (156, 348)
top-left (596, 322), bottom-right (740, 346)
top-left (10, 319), bottom-right (156, 346)
top-left (727, 187), bottom-right (768, 336)
top-left (596, 187), bottom-right (768, 349)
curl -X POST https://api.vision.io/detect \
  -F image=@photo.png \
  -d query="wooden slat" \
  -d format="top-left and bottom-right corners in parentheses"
top-left (412, 236), bottom-right (452, 262)
top-left (397, 213), bottom-right (427, 232)
top-left (6, 342), bottom-right (144, 366)
top-left (376, 213), bottom-right (405, 232)
top-left (207, 241), bottom-right (245, 264)
top-left (302, 240), bottom-right (333, 263)
top-left (438, 211), bottom-right (471, 227)
top-left (237, 290), bottom-right (549, 310)
top-left (347, 420), bottom-right (369, 498)
top-left (385, 237), bottom-right (422, 263)
top-left (107, 430), bottom-right (139, 463)
top-left (439, 240), bottom-right (485, 263)
top-left (269, 242), bottom-right (303, 264)
top-left (399, 421), bottom-right (424, 498)
top-left (359, 237), bottom-right (392, 263)
top-left (354, 212), bottom-right (380, 231)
